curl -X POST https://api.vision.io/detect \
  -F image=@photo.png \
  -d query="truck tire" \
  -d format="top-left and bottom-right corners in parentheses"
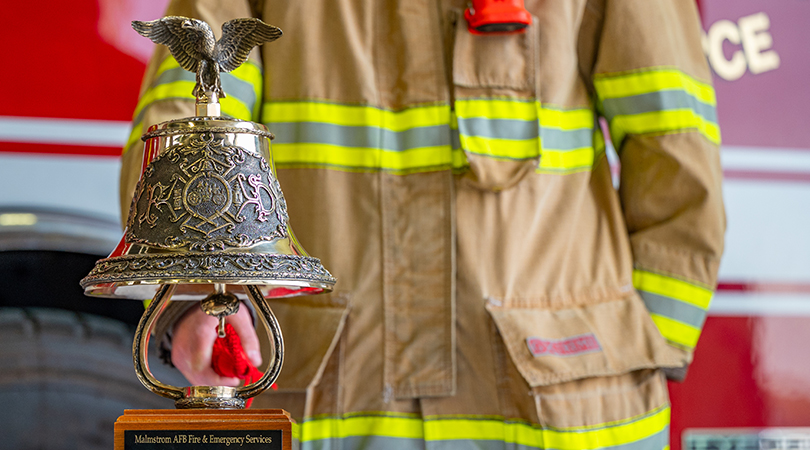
top-left (0, 307), bottom-right (185, 450)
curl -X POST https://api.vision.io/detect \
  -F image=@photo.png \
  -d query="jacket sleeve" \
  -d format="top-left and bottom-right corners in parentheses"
top-left (585, 0), bottom-right (725, 366)
top-left (119, 0), bottom-right (264, 356)
top-left (119, 0), bottom-right (264, 221)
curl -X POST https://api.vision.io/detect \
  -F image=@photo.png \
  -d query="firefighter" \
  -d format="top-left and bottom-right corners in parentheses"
top-left (122, 0), bottom-right (725, 448)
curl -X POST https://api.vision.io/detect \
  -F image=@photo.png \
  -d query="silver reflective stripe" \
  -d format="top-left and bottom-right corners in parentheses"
top-left (429, 440), bottom-right (536, 450)
top-left (457, 117), bottom-right (538, 140)
top-left (451, 127), bottom-right (461, 150)
top-left (640, 290), bottom-right (708, 328)
top-left (270, 122), bottom-right (452, 151)
top-left (601, 90), bottom-right (717, 123)
top-left (540, 127), bottom-right (593, 151)
top-left (134, 68), bottom-right (258, 124)
top-left (152, 67), bottom-right (195, 88)
top-left (154, 67), bottom-right (258, 109)
top-left (457, 118), bottom-right (592, 151)
top-left (303, 436), bottom-right (424, 450)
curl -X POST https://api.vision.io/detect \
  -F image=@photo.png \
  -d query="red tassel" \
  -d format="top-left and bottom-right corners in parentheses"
top-left (211, 323), bottom-right (276, 408)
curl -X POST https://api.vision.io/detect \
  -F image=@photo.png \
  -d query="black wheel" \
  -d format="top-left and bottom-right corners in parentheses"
top-left (0, 250), bottom-right (147, 326)
top-left (0, 307), bottom-right (186, 450)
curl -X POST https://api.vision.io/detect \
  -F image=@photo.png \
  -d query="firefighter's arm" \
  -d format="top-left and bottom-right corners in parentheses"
top-left (583, 0), bottom-right (725, 374)
top-left (120, 0), bottom-right (265, 383)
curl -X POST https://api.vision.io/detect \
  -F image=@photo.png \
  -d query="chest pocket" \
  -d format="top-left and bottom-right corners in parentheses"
top-left (451, 10), bottom-right (541, 191)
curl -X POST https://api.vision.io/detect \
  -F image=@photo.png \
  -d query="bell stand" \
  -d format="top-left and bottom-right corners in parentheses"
top-left (132, 283), bottom-right (284, 409)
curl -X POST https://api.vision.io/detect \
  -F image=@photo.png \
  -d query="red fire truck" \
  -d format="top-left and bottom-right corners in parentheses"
top-left (1, 1), bottom-right (808, 449)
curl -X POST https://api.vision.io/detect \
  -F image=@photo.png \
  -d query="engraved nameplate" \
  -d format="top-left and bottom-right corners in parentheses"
top-left (124, 430), bottom-right (281, 449)
top-left (113, 407), bottom-right (293, 450)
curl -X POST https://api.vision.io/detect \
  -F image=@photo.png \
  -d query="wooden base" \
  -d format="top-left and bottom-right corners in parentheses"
top-left (114, 409), bottom-right (293, 450)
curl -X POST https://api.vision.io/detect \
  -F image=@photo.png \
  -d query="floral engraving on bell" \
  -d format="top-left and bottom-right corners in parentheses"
top-left (127, 132), bottom-right (288, 251)
top-left (80, 253), bottom-right (336, 287)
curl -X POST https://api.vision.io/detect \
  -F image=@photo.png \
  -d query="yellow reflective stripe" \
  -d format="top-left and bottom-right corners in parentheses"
top-left (595, 67), bottom-right (719, 146)
top-left (123, 86), bottom-right (250, 156)
top-left (424, 407), bottom-right (668, 450)
top-left (650, 313), bottom-right (701, 349)
top-left (594, 125), bottom-right (606, 156)
top-left (302, 414), bottom-right (423, 441)
top-left (263, 102), bottom-right (450, 131)
top-left (239, 61), bottom-right (263, 119)
top-left (125, 122), bottom-right (144, 153)
top-left (540, 405), bottom-right (669, 450)
top-left (452, 148), bottom-right (468, 172)
top-left (424, 419), bottom-right (532, 443)
top-left (538, 147), bottom-right (594, 172)
top-left (538, 107), bottom-right (595, 171)
top-left (594, 68), bottom-right (715, 106)
top-left (539, 107), bottom-right (595, 131)
top-left (611, 109), bottom-right (720, 145)
top-left (132, 81), bottom-right (252, 122)
top-left (456, 99), bottom-right (595, 170)
top-left (633, 270), bottom-right (713, 310)
top-left (155, 56), bottom-right (176, 74)
top-left (455, 98), bottom-right (538, 160)
top-left (133, 80), bottom-right (193, 118)
top-left (263, 101), bottom-right (457, 173)
top-left (460, 136), bottom-right (539, 160)
top-left (300, 406), bottom-right (669, 450)
top-left (536, 128), bottom-right (604, 175)
top-left (450, 112), bottom-right (468, 172)
top-left (455, 100), bottom-right (594, 131)
top-left (126, 57), bottom-right (261, 151)
top-left (273, 143), bottom-right (454, 173)
top-left (124, 76), bottom-right (254, 155)
top-left (264, 100), bottom-right (596, 173)
top-left (291, 422), bottom-right (300, 442)
top-left (455, 98), bottom-right (537, 120)
top-left (635, 270), bottom-right (712, 349)
top-left (155, 57), bottom-right (263, 118)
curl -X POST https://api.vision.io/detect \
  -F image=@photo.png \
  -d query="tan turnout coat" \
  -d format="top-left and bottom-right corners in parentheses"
top-left (122, 0), bottom-right (724, 448)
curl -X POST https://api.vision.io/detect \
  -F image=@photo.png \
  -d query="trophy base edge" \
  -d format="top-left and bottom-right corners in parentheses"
top-left (114, 409), bottom-right (294, 450)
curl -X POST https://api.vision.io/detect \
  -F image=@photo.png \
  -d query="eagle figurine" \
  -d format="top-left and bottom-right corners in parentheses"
top-left (132, 17), bottom-right (282, 102)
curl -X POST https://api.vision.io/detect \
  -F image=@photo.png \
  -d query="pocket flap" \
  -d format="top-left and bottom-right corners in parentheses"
top-left (262, 295), bottom-right (349, 391)
top-left (486, 294), bottom-right (684, 387)
top-left (452, 12), bottom-right (536, 90)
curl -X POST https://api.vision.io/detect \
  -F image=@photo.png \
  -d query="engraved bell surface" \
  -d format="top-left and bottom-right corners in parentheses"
top-left (80, 116), bottom-right (336, 301)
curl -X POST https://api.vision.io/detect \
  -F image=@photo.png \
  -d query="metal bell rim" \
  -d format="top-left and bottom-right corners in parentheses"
top-left (81, 251), bottom-right (335, 299)
top-left (140, 116), bottom-right (275, 141)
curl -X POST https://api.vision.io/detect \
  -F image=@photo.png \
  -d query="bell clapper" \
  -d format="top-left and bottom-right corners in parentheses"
top-left (200, 284), bottom-right (240, 338)
top-left (217, 317), bottom-right (226, 339)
